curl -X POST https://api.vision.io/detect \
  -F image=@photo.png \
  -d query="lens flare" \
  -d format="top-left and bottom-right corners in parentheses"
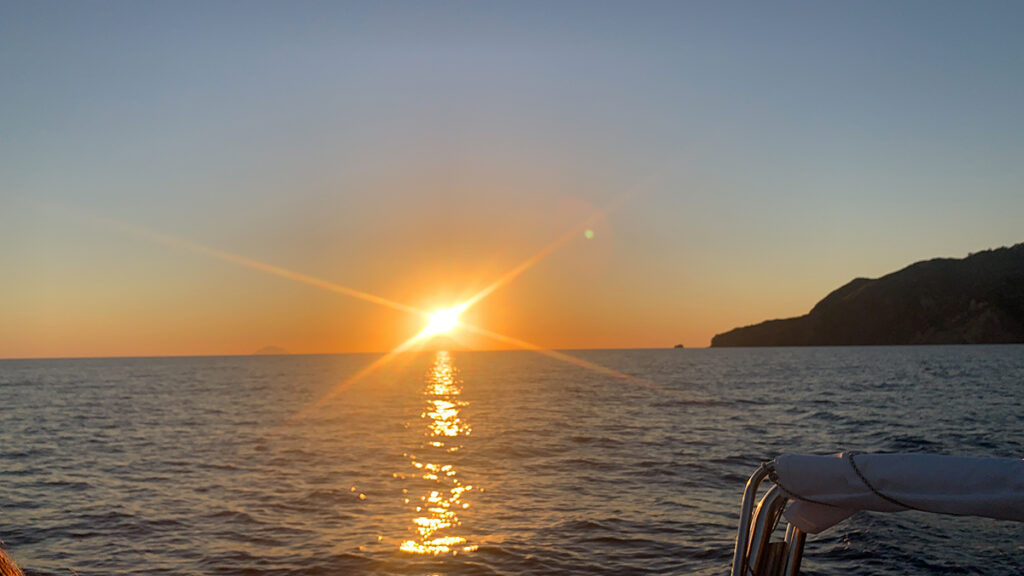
top-left (59, 190), bottom-right (662, 421)
top-left (420, 305), bottom-right (466, 338)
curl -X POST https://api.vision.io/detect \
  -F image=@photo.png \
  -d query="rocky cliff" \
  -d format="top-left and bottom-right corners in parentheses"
top-left (711, 243), bottom-right (1024, 347)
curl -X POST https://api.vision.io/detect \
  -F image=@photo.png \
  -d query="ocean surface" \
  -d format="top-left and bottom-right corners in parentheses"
top-left (1, 346), bottom-right (1022, 575)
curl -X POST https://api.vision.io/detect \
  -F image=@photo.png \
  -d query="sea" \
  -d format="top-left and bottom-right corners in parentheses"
top-left (1, 346), bottom-right (1022, 576)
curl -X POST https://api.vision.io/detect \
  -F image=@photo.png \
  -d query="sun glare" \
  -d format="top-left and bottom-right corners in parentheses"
top-left (421, 306), bottom-right (464, 338)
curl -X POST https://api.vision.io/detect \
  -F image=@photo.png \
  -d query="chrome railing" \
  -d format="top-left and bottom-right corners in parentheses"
top-left (731, 463), bottom-right (807, 576)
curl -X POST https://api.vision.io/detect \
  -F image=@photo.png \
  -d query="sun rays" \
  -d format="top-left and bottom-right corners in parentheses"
top-left (76, 210), bottom-right (427, 319)
top-left (64, 191), bottom-right (655, 417)
top-left (280, 202), bottom-right (658, 414)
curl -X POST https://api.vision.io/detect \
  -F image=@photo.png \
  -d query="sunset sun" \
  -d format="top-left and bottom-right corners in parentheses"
top-left (420, 306), bottom-right (466, 338)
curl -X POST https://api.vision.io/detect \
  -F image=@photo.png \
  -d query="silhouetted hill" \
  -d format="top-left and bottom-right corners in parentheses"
top-left (253, 346), bottom-right (289, 355)
top-left (711, 243), bottom-right (1024, 347)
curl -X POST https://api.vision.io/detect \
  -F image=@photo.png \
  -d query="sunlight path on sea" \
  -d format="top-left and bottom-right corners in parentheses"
top-left (399, 351), bottom-right (478, 555)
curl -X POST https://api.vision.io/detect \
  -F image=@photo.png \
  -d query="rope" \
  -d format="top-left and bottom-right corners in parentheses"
top-left (766, 462), bottom-right (839, 508)
top-left (846, 452), bottom-right (923, 511)
top-left (768, 452), bottom-right (924, 512)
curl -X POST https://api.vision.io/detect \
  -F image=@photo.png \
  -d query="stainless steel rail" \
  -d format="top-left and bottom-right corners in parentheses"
top-left (730, 462), bottom-right (807, 576)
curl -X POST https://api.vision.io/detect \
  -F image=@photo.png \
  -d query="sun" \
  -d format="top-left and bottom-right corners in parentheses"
top-left (420, 306), bottom-right (465, 338)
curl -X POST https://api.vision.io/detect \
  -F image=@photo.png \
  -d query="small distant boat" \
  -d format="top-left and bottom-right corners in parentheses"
top-left (731, 452), bottom-right (1024, 576)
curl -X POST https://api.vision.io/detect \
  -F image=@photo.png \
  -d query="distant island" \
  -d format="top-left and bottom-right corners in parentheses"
top-left (253, 346), bottom-right (289, 355)
top-left (712, 243), bottom-right (1024, 347)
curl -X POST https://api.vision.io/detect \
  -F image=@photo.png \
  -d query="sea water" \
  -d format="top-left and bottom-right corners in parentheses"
top-left (1, 346), bottom-right (1022, 575)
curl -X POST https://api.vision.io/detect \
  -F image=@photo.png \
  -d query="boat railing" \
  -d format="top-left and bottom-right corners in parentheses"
top-left (730, 452), bottom-right (1023, 576)
top-left (731, 462), bottom-right (806, 576)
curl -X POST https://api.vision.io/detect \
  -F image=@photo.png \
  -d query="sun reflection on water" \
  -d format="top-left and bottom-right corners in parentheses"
top-left (400, 351), bottom-right (478, 555)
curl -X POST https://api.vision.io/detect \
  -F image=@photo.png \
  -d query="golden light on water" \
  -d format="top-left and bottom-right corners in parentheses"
top-left (400, 351), bottom-right (478, 555)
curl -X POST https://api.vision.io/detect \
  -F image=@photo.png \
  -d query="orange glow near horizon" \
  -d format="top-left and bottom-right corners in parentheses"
top-left (36, 197), bottom-right (671, 416)
top-left (9, 182), bottom-right (693, 360)
top-left (287, 203), bottom-right (644, 415)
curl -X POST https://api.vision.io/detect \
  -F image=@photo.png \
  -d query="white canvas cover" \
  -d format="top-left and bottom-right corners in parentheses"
top-left (773, 452), bottom-right (1024, 533)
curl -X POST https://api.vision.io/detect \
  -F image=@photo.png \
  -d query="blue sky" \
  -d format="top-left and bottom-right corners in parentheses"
top-left (2, 1), bottom-right (1023, 356)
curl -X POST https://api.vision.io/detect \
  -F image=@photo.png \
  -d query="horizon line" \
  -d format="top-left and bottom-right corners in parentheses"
top-left (0, 345), bottom-right (704, 362)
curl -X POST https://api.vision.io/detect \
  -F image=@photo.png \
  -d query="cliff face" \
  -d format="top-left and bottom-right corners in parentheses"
top-left (711, 243), bottom-right (1024, 347)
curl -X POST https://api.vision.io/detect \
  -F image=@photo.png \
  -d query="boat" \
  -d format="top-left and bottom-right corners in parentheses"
top-left (731, 452), bottom-right (1024, 576)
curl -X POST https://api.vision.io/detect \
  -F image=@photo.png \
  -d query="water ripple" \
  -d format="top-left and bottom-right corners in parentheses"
top-left (1, 347), bottom-right (1022, 575)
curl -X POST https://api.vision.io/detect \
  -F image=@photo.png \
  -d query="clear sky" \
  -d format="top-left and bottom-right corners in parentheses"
top-left (2, 1), bottom-right (1023, 358)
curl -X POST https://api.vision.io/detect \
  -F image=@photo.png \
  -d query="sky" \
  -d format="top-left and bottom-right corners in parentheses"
top-left (2, 1), bottom-right (1023, 358)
